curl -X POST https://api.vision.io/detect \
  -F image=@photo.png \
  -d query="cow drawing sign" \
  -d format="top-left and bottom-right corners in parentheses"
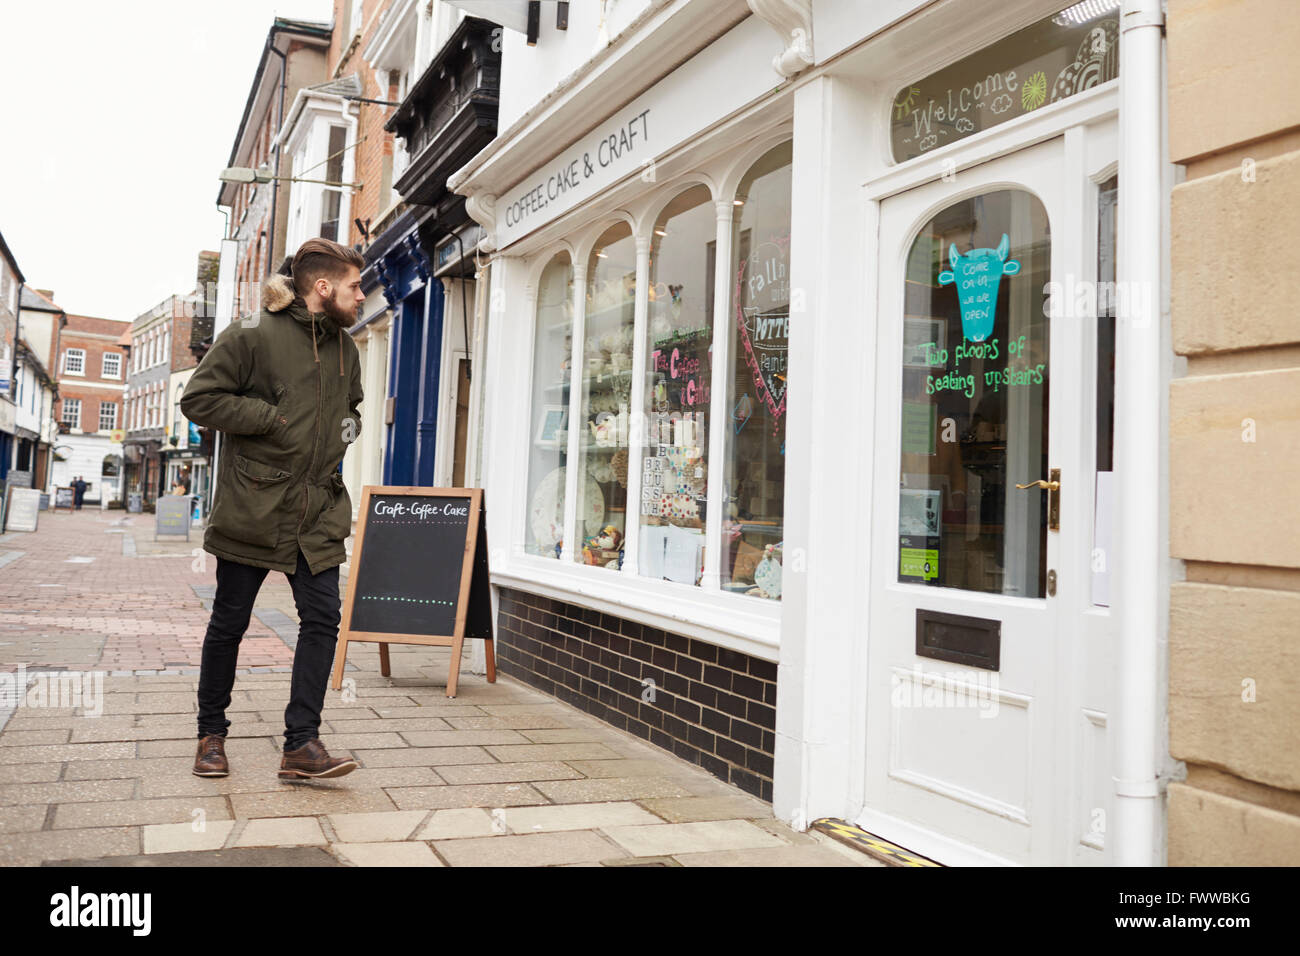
top-left (939, 233), bottom-right (1020, 343)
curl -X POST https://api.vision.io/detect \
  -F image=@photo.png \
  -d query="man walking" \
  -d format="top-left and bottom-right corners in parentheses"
top-left (181, 238), bottom-right (365, 780)
top-left (72, 476), bottom-right (86, 510)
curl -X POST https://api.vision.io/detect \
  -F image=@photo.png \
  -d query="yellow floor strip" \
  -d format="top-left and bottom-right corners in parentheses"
top-left (812, 818), bottom-right (943, 867)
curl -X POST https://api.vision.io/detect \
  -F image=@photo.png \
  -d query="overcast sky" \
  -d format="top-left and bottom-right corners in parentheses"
top-left (1, 0), bottom-right (333, 322)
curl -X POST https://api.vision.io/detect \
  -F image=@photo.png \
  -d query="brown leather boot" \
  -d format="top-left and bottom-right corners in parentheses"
top-left (278, 738), bottom-right (358, 780)
top-left (193, 734), bottom-right (229, 777)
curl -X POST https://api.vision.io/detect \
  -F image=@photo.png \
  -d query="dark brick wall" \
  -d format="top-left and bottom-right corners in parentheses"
top-left (496, 587), bottom-right (776, 801)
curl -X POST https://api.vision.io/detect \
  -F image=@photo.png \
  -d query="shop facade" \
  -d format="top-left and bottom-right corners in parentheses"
top-left (452, 0), bottom-right (1176, 865)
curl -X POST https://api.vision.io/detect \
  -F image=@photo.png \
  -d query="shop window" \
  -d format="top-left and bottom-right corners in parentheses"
top-left (638, 185), bottom-right (715, 585)
top-left (722, 143), bottom-right (792, 599)
top-left (574, 221), bottom-right (636, 568)
top-left (524, 251), bottom-right (575, 557)
top-left (897, 188), bottom-right (1050, 597)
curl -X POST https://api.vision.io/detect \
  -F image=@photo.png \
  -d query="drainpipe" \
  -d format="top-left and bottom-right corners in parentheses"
top-left (266, 36), bottom-right (288, 277)
top-left (1111, 0), bottom-right (1166, 867)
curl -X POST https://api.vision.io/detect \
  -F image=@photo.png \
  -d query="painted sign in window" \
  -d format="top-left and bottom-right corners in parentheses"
top-left (897, 189), bottom-right (1050, 598)
top-left (891, 1), bottom-right (1120, 161)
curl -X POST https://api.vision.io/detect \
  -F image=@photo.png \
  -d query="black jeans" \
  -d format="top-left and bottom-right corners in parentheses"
top-left (196, 548), bottom-right (341, 752)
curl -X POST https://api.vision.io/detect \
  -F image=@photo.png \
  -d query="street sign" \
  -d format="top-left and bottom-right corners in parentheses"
top-left (53, 487), bottom-right (75, 512)
top-left (330, 487), bottom-right (494, 698)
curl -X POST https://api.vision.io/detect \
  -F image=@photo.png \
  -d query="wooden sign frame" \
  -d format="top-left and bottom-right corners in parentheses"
top-left (330, 486), bottom-right (495, 698)
top-left (52, 486), bottom-right (76, 513)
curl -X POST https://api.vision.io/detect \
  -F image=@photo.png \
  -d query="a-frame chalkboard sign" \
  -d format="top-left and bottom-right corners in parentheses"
top-left (330, 486), bottom-right (495, 697)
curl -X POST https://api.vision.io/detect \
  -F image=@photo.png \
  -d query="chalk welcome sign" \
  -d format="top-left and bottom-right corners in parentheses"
top-left (331, 487), bottom-right (494, 697)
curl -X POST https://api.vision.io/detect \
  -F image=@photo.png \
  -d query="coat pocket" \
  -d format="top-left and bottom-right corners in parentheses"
top-left (319, 472), bottom-right (353, 543)
top-left (212, 453), bottom-right (293, 548)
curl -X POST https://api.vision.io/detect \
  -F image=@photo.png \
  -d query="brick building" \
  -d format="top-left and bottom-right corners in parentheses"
top-left (50, 311), bottom-right (131, 503)
top-left (0, 229), bottom-right (25, 481)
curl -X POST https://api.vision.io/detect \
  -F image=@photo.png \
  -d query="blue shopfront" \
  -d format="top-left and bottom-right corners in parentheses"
top-left (364, 210), bottom-right (445, 486)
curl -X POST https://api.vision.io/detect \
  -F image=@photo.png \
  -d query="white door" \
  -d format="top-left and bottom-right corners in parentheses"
top-left (860, 123), bottom-right (1117, 866)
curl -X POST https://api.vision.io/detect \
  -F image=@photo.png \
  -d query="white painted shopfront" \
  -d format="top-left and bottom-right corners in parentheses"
top-left (451, 0), bottom-right (1170, 866)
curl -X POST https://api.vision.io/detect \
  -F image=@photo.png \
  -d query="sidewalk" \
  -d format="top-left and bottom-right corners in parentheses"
top-left (0, 507), bottom-right (874, 867)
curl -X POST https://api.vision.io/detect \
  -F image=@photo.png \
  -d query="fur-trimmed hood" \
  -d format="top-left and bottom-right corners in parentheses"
top-left (262, 272), bottom-right (298, 312)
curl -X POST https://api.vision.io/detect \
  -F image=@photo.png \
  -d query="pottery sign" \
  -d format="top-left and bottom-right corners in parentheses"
top-left (939, 234), bottom-right (1019, 343)
top-left (735, 236), bottom-right (790, 431)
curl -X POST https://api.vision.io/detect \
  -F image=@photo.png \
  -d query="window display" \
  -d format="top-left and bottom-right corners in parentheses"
top-left (897, 188), bottom-right (1050, 597)
top-left (575, 222), bottom-right (637, 567)
top-left (722, 143), bottom-right (791, 599)
top-left (525, 252), bottom-right (575, 557)
top-left (639, 185), bottom-right (714, 585)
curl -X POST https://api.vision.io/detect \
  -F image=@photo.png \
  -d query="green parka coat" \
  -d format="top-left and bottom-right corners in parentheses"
top-left (180, 272), bottom-right (362, 576)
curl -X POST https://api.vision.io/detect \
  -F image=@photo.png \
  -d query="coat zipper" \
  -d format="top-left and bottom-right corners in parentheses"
top-left (296, 323), bottom-right (325, 543)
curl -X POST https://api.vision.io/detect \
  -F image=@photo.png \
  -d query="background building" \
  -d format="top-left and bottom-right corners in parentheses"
top-left (0, 230), bottom-right (26, 482)
top-left (49, 311), bottom-right (130, 504)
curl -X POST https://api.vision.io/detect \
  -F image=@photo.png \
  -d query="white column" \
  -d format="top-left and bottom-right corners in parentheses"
top-left (701, 198), bottom-right (735, 591)
top-left (622, 234), bottom-right (651, 576)
top-left (560, 262), bottom-right (587, 563)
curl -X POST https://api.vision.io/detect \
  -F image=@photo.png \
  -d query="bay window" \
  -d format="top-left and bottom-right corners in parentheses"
top-left (520, 142), bottom-right (793, 602)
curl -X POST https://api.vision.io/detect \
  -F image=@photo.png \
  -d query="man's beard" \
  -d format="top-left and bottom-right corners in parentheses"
top-left (322, 292), bottom-right (359, 328)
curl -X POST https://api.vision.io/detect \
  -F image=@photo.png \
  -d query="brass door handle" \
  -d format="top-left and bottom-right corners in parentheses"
top-left (1015, 479), bottom-right (1060, 491)
top-left (1015, 469), bottom-right (1061, 531)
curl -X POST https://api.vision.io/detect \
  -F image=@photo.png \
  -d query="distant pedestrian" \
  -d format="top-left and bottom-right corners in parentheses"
top-left (72, 476), bottom-right (87, 510)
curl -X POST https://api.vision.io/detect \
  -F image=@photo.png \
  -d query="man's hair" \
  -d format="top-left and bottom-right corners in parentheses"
top-left (284, 238), bottom-right (364, 296)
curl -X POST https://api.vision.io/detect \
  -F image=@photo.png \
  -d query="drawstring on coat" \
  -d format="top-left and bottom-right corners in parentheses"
top-left (338, 328), bottom-right (343, 376)
top-left (311, 314), bottom-right (319, 364)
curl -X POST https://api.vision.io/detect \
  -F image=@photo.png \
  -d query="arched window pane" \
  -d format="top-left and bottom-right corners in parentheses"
top-left (524, 251), bottom-right (574, 558)
top-left (723, 143), bottom-right (791, 600)
top-left (638, 185), bottom-right (714, 585)
top-left (898, 188), bottom-right (1050, 596)
top-left (573, 221), bottom-right (636, 565)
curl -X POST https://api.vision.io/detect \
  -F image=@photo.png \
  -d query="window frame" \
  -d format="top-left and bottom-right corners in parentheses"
top-left (63, 348), bottom-right (86, 376)
top-left (61, 397), bottom-right (81, 429)
top-left (102, 351), bottom-right (122, 379)
top-left (99, 401), bottom-right (118, 432)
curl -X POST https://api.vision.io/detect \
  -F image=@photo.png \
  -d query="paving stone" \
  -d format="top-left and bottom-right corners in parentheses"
top-left (386, 783), bottom-right (548, 810)
top-left (228, 788), bottom-right (397, 819)
top-left (0, 826), bottom-right (142, 866)
top-left (484, 743), bottom-right (624, 762)
top-left (142, 820), bottom-right (236, 854)
top-left (0, 804), bottom-right (49, 833)
top-left (637, 794), bottom-right (775, 823)
top-left (564, 759), bottom-right (674, 779)
top-left (324, 717), bottom-right (454, 734)
top-left (333, 841), bottom-right (444, 866)
top-left (234, 817), bottom-right (328, 847)
top-left (672, 844), bottom-right (874, 867)
top-left (603, 820), bottom-right (788, 856)
top-left (352, 746), bottom-right (493, 768)
top-left (0, 779), bottom-right (137, 807)
top-left (516, 728), bottom-right (610, 744)
top-left (435, 761), bottom-right (581, 785)
top-left (414, 808), bottom-right (499, 840)
top-left (533, 777), bottom-right (694, 804)
top-left (396, 729), bottom-right (532, 747)
top-left (0, 729), bottom-right (71, 745)
top-left (54, 796), bottom-right (231, 829)
top-left (326, 810), bottom-right (428, 843)
top-left (55, 846), bottom-right (342, 867)
top-left (0, 763), bottom-right (63, 783)
top-left (433, 829), bottom-right (627, 867)
top-left (498, 802), bottom-right (663, 834)
top-left (0, 742), bottom-right (135, 764)
top-left (442, 714), bottom-right (570, 730)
